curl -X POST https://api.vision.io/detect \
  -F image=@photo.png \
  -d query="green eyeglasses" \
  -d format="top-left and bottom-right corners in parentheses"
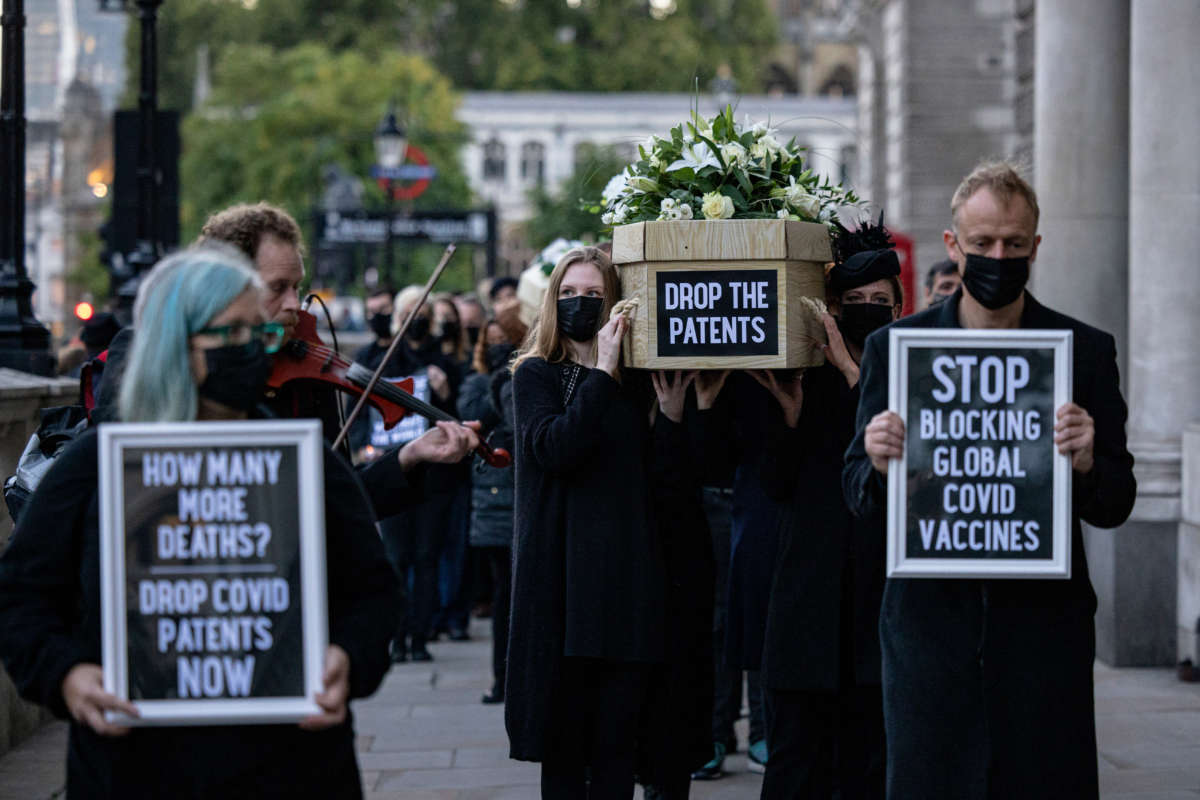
top-left (192, 321), bottom-right (287, 354)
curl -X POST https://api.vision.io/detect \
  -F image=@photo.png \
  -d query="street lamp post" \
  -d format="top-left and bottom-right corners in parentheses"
top-left (373, 106), bottom-right (407, 285)
top-left (0, 0), bottom-right (53, 375)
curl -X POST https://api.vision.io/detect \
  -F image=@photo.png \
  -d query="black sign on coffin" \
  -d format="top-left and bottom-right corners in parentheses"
top-left (655, 269), bottom-right (778, 357)
top-left (122, 444), bottom-right (304, 701)
top-left (903, 346), bottom-right (1056, 560)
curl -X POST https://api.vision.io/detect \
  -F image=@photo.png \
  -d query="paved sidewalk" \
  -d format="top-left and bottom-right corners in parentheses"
top-left (3, 619), bottom-right (1200, 798)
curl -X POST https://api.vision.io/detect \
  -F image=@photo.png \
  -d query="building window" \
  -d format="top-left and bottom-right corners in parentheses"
top-left (483, 138), bottom-right (506, 182)
top-left (520, 141), bottom-right (545, 184)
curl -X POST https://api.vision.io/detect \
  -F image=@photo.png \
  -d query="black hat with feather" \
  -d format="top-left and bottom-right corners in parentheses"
top-left (828, 209), bottom-right (900, 294)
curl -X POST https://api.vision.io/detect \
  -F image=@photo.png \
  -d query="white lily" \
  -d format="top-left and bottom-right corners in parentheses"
top-left (666, 140), bottom-right (722, 173)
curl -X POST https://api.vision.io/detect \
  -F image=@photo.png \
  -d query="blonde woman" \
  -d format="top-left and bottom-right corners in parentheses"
top-left (505, 246), bottom-right (694, 798)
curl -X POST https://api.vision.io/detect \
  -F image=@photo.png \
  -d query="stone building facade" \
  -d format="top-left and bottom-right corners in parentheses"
top-left (854, 0), bottom-right (1200, 667)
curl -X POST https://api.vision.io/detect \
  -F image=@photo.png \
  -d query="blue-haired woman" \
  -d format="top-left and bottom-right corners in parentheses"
top-left (0, 246), bottom-right (398, 798)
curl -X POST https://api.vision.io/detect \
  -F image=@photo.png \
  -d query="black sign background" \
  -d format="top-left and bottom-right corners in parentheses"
top-left (655, 269), bottom-right (778, 357)
top-left (904, 346), bottom-right (1057, 560)
top-left (122, 444), bottom-right (305, 701)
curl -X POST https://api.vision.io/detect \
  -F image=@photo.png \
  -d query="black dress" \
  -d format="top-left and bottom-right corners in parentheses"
top-left (505, 358), bottom-right (667, 763)
top-left (0, 428), bottom-right (398, 799)
top-left (843, 291), bottom-right (1137, 799)
top-left (757, 362), bottom-right (886, 798)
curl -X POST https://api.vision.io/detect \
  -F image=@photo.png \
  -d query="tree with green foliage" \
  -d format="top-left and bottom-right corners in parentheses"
top-left (181, 44), bottom-right (476, 291)
top-left (523, 144), bottom-right (628, 251)
top-left (127, 0), bottom-right (780, 112)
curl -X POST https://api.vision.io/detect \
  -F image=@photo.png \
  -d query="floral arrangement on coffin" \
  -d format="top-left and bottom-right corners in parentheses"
top-left (599, 104), bottom-right (863, 227)
top-left (515, 237), bottom-right (588, 328)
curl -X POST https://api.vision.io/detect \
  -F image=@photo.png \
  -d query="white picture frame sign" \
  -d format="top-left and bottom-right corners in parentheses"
top-left (886, 328), bottom-right (1073, 579)
top-left (99, 419), bottom-right (327, 725)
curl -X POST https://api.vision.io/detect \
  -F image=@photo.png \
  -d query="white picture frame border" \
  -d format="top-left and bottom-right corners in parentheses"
top-left (99, 419), bottom-right (327, 725)
top-left (886, 328), bottom-right (1073, 579)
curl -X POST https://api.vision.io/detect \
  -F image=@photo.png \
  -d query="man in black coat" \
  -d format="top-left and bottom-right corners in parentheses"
top-left (843, 161), bottom-right (1137, 798)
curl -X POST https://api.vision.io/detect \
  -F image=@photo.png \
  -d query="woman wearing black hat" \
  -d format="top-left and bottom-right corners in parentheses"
top-left (752, 241), bottom-right (902, 800)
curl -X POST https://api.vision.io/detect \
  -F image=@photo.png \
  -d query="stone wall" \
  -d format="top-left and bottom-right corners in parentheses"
top-left (0, 370), bottom-right (80, 757)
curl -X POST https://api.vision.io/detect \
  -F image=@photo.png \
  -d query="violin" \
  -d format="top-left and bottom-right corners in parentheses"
top-left (266, 311), bottom-right (511, 469)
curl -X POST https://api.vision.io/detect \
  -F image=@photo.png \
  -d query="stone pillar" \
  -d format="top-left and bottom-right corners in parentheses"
top-left (1031, 0), bottom-right (1129, 379)
top-left (1111, 0), bottom-right (1200, 666)
top-left (1178, 425), bottom-right (1200, 664)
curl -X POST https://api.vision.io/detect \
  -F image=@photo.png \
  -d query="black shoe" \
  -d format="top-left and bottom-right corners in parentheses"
top-left (410, 644), bottom-right (434, 662)
top-left (691, 742), bottom-right (727, 780)
top-left (481, 686), bottom-right (504, 704)
top-left (448, 627), bottom-right (470, 642)
top-left (389, 642), bottom-right (408, 663)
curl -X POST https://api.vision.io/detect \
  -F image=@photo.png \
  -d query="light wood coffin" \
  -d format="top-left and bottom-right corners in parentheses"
top-left (611, 219), bottom-right (832, 370)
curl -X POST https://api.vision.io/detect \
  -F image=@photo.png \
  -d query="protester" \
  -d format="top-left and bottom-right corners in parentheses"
top-left (352, 285), bottom-right (464, 662)
top-left (923, 258), bottom-right (961, 307)
top-left (455, 293), bottom-right (487, 348)
top-left (458, 319), bottom-right (517, 703)
top-left (754, 240), bottom-right (902, 799)
top-left (0, 246), bottom-right (398, 797)
top-left (198, 203), bottom-right (479, 523)
top-left (844, 161), bottom-right (1137, 797)
top-left (505, 246), bottom-right (692, 798)
top-left (691, 369), bottom-right (779, 775)
top-left (489, 276), bottom-right (518, 306)
top-left (432, 293), bottom-right (470, 374)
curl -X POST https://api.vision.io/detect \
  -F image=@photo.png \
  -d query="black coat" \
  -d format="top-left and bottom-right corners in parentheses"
top-left (693, 373), bottom-right (783, 670)
top-left (459, 369), bottom-right (516, 550)
top-left (505, 358), bottom-right (669, 762)
top-left (842, 290), bottom-right (1137, 799)
top-left (759, 362), bottom-right (885, 692)
top-left (0, 428), bottom-right (399, 799)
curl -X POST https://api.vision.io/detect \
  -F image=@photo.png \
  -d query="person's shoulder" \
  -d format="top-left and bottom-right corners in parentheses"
top-left (513, 356), bottom-right (551, 379)
top-left (1025, 295), bottom-right (1115, 350)
top-left (890, 303), bottom-right (944, 330)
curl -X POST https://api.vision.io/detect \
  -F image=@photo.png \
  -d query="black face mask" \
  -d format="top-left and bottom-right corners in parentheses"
top-left (466, 325), bottom-right (481, 347)
top-left (960, 251), bottom-right (1029, 310)
top-left (405, 315), bottom-right (431, 341)
top-left (438, 320), bottom-right (461, 344)
top-left (198, 340), bottom-right (272, 413)
top-left (486, 343), bottom-right (515, 373)
top-left (369, 312), bottom-right (392, 340)
top-left (556, 296), bottom-right (604, 342)
top-left (837, 302), bottom-right (894, 347)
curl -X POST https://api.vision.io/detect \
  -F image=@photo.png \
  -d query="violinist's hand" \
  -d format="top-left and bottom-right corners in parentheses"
top-left (750, 369), bottom-right (805, 428)
top-left (820, 313), bottom-right (859, 388)
top-left (399, 421), bottom-right (481, 470)
top-left (62, 663), bottom-right (139, 736)
top-left (652, 371), bottom-right (697, 424)
top-left (427, 365), bottom-right (451, 402)
top-left (695, 370), bottom-right (730, 411)
top-left (596, 315), bottom-right (628, 377)
top-left (299, 646), bottom-right (350, 731)
top-left (864, 410), bottom-right (905, 475)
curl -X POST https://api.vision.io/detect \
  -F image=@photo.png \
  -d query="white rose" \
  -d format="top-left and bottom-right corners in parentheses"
top-left (659, 198), bottom-right (678, 213)
top-left (786, 188), bottom-right (821, 219)
top-left (679, 203), bottom-right (694, 219)
top-left (701, 192), bottom-right (734, 220)
top-left (602, 211), bottom-right (615, 225)
top-left (720, 141), bottom-right (749, 169)
top-left (612, 203), bottom-right (629, 224)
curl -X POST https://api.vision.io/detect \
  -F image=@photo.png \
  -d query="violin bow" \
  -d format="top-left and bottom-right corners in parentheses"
top-left (332, 243), bottom-right (457, 453)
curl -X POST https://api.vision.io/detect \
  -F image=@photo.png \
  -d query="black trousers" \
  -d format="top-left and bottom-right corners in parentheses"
top-left (482, 545), bottom-right (512, 688)
top-left (760, 685), bottom-right (885, 800)
top-left (378, 489), bottom-right (453, 648)
top-left (541, 658), bottom-right (651, 800)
